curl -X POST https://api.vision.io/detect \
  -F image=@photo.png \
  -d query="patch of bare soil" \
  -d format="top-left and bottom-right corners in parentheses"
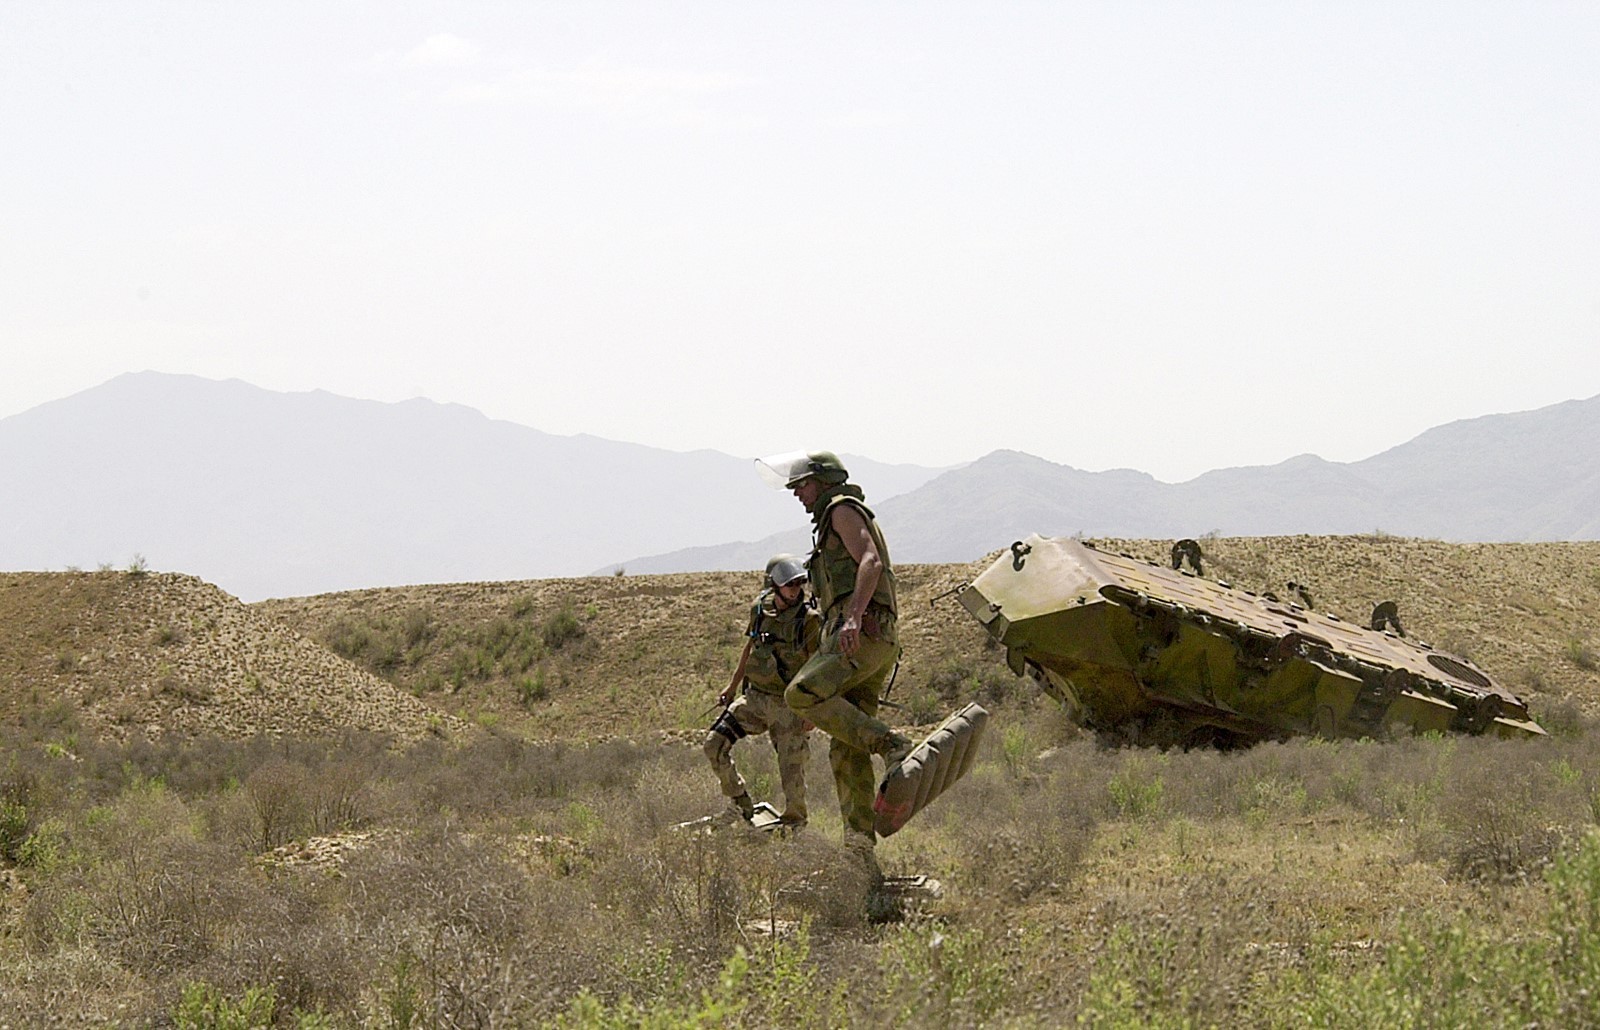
top-left (0, 571), bottom-right (464, 743)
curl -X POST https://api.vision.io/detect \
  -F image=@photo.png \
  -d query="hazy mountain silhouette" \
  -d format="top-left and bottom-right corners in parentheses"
top-left (622, 394), bottom-right (1600, 572)
top-left (5, 374), bottom-right (1595, 596)
top-left (0, 373), bottom-right (949, 599)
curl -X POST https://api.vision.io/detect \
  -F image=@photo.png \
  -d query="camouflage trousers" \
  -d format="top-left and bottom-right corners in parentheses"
top-left (703, 687), bottom-right (811, 822)
top-left (785, 627), bottom-right (901, 839)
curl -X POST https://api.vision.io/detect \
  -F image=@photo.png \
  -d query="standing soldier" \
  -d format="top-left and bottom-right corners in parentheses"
top-left (703, 554), bottom-right (820, 827)
top-left (756, 451), bottom-right (913, 866)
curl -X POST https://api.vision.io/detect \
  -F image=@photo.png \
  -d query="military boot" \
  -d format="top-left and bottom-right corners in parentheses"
top-left (843, 830), bottom-right (883, 887)
top-left (730, 792), bottom-right (756, 821)
top-left (878, 732), bottom-right (914, 780)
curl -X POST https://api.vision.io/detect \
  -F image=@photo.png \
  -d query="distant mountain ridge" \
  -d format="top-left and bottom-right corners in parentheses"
top-left (0, 373), bottom-right (949, 599)
top-left (3, 373), bottom-right (1596, 596)
top-left (621, 393), bottom-right (1600, 572)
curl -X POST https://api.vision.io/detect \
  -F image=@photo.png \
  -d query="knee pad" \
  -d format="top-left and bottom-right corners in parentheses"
top-left (710, 709), bottom-right (748, 744)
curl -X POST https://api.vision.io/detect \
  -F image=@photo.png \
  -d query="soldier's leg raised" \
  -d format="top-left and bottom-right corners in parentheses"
top-left (785, 634), bottom-right (904, 756)
top-left (787, 634), bottom-right (907, 840)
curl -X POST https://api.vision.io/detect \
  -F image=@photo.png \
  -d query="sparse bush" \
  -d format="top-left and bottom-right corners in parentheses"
top-left (1284, 832), bottom-right (1600, 1026)
top-left (878, 923), bottom-right (1015, 1025)
top-left (516, 671), bottom-right (548, 706)
top-left (40, 779), bottom-right (244, 974)
top-left (1565, 636), bottom-right (1597, 671)
top-left (401, 606), bottom-right (433, 650)
top-left (0, 766), bottom-right (38, 862)
top-left (898, 684), bottom-right (944, 725)
top-left (306, 760), bottom-right (373, 834)
top-left (541, 605), bottom-right (585, 651)
top-left (1537, 695), bottom-right (1591, 737)
top-left (245, 760), bottom-right (308, 851)
top-left (0, 799), bottom-right (31, 863)
top-left (1412, 738), bottom-right (1589, 883)
top-left (1107, 753), bottom-right (1166, 818)
top-left (172, 982), bottom-right (279, 1029)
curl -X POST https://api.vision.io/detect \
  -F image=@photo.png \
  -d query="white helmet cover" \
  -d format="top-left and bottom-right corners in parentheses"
top-left (755, 450), bottom-right (848, 489)
top-left (755, 451), bottom-right (814, 489)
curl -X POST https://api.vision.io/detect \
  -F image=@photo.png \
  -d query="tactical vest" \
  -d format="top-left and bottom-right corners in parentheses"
top-left (744, 590), bottom-right (819, 692)
top-left (807, 484), bottom-right (898, 621)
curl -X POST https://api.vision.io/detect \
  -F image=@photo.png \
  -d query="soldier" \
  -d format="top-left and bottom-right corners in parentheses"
top-left (756, 451), bottom-right (912, 864)
top-left (703, 554), bottom-right (820, 827)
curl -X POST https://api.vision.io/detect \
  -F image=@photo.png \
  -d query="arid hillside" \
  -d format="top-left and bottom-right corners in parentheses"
top-left (260, 535), bottom-right (1600, 740)
top-left (4, 535), bottom-right (1597, 748)
top-left (0, 570), bottom-right (462, 743)
top-left (254, 560), bottom-right (1005, 741)
top-left (6, 535), bottom-right (1600, 1025)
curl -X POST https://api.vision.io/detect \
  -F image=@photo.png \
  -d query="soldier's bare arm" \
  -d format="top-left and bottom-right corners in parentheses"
top-left (720, 638), bottom-right (753, 706)
top-left (830, 503), bottom-right (882, 657)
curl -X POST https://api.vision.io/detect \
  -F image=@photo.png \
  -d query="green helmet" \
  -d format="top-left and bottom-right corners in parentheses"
top-left (755, 450), bottom-right (850, 489)
top-left (765, 553), bottom-right (808, 588)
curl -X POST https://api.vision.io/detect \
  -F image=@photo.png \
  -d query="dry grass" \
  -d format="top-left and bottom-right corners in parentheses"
top-left (3, 535), bottom-right (1600, 1024)
top-left (3, 702), bottom-right (1600, 1025)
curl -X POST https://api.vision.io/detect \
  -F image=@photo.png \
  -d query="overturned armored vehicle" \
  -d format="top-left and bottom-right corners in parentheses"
top-left (960, 535), bottom-right (1544, 748)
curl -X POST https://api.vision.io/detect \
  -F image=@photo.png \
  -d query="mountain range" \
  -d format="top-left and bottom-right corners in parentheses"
top-left (625, 394), bottom-right (1600, 571)
top-left (2, 372), bottom-right (1596, 598)
top-left (0, 373), bottom-right (946, 600)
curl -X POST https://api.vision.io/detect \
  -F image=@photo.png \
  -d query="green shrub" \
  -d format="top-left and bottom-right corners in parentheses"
top-left (172, 982), bottom-right (277, 1029)
top-left (0, 799), bottom-right (30, 862)
top-left (542, 606), bottom-right (585, 651)
top-left (516, 671), bottom-right (548, 706)
top-left (1108, 755), bottom-right (1166, 818)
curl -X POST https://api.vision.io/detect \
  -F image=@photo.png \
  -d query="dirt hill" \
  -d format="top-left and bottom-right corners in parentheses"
top-left (258, 535), bottom-right (1600, 741)
top-left (0, 570), bottom-right (461, 743)
top-left (254, 560), bottom-right (1006, 741)
top-left (5, 536), bottom-right (1597, 747)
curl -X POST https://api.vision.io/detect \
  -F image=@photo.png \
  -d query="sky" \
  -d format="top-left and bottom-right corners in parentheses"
top-left (3, 2), bottom-right (1597, 483)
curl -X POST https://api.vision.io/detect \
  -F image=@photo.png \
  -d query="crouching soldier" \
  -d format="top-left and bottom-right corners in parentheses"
top-left (703, 554), bottom-right (821, 827)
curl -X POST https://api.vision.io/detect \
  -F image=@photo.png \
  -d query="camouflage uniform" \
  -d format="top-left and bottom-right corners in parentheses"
top-left (704, 586), bottom-right (820, 822)
top-left (784, 481), bottom-right (904, 841)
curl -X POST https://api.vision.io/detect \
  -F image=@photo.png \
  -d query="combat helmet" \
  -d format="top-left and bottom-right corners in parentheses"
top-left (755, 450), bottom-right (849, 489)
top-left (765, 553), bottom-right (808, 588)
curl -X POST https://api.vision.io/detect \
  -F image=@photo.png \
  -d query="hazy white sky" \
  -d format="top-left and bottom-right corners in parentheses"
top-left (4, 2), bottom-right (1596, 482)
